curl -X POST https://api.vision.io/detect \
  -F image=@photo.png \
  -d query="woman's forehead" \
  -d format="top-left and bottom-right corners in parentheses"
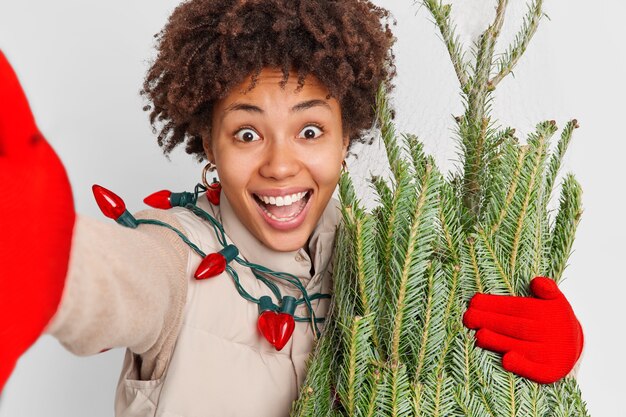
top-left (215, 67), bottom-right (336, 112)
top-left (255, 67), bottom-right (319, 82)
top-left (236, 67), bottom-right (327, 93)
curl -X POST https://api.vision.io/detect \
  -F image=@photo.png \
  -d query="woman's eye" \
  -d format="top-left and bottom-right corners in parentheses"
top-left (299, 124), bottom-right (324, 140)
top-left (234, 127), bottom-right (260, 143)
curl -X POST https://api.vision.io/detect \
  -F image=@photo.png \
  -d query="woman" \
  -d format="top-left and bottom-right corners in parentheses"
top-left (0, 0), bottom-right (582, 415)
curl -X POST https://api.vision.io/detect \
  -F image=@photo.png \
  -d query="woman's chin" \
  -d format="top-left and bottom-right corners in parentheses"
top-left (258, 229), bottom-right (310, 252)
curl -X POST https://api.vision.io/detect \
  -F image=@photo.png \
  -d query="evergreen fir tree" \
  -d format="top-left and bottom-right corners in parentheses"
top-left (292, 0), bottom-right (590, 415)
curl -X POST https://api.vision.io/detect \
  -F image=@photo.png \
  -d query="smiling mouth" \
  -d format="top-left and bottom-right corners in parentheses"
top-left (252, 190), bottom-right (313, 222)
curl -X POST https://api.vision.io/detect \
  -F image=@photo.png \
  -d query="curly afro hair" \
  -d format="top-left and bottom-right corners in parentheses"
top-left (142, 0), bottom-right (397, 162)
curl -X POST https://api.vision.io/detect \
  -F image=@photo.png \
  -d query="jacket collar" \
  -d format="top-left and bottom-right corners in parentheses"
top-left (199, 191), bottom-right (341, 284)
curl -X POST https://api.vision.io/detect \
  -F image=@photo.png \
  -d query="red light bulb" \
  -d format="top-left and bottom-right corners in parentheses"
top-left (144, 190), bottom-right (173, 209)
top-left (274, 313), bottom-right (295, 351)
top-left (195, 252), bottom-right (226, 280)
top-left (258, 311), bottom-right (278, 347)
top-left (258, 311), bottom-right (295, 351)
top-left (194, 245), bottom-right (238, 280)
top-left (257, 296), bottom-right (296, 351)
top-left (206, 181), bottom-right (221, 206)
top-left (92, 184), bottom-right (137, 228)
top-left (92, 184), bottom-right (127, 219)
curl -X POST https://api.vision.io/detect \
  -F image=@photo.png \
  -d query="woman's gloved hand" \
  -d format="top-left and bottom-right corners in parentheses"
top-left (0, 51), bottom-right (75, 392)
top-left (463, 276), bottom-right (584, 384)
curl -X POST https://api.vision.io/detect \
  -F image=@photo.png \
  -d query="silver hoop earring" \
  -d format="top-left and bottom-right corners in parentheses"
top-left (202, 161), bottom-right (217, 189)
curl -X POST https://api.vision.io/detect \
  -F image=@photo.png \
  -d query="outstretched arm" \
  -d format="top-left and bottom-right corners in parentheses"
top-left (0, 52), bottom-right (190, 391)
top-left (46, 209), bottom-right (190, 381)
top-left (0, 50), bottom-right (75, 392)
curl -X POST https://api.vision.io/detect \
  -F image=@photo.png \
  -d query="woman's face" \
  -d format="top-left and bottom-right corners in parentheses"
top-left (205, 67), bottom-right (349, 252)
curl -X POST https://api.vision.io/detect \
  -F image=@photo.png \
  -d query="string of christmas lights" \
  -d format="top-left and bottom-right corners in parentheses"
top-left (92, 183), bottom-right (330, 351)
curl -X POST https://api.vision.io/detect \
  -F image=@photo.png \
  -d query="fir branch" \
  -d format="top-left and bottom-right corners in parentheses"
top-left (470, 349), bottom-right (513, 416)
top-left (364, 368), bottom-right (382, 417)
top-left (464, 347), bottom-right (500, 417)
top-left (291, 314), bottom-right (337, 416)
top-left (516, 381), bottom-right (548, 417)
top-left (564, 377), bottom-right (591, 417)
top-left (439, 201), bottom-right (460, 264)
top-left (467, 236), bottom-right (485, 294)
top-left (374, 88), bottom-right (423, 357)
top-left (412, 381), bottom-right (424, 417)
top-left (430, 334), bottom-right (456, 416)
top-left (506, 373), bottom-right (517, 417)
top-left (511, 120), bottom-right (558, 282)
top-left (548, 174), bottom-right (583, 282)
top-left (454, 385), bottom-right (491, 417)
top-left (372, 175), bottom-right (392, 211)
top-left (470, 0), bottom-right (507, 96)
top-left (530, 200), bottom-right (549, 278)
top-left (549, 379), bottom-right (579, 417)
top-left (442, 265), bottom-right (460, 337)
top-left (377, 164), bottom-right (418, 357)
top-left (413, 261), bottom-right (436, 380)
top-left (490, 0), bottom-right (544, 87)
top-left (335, 212), bottom-right (359, 320)
top-left (492, 121), bottom-right (555, 292)
top-left (476, 228), bottom-right (514, 294)
top-left (377, 170), bottom-right (414, 306)
top-left (432, 373), bottom-right (444, 417)
top-left (338, 170), bottom-right (359, 212)
top-left (336, 315), bottom-right (373, 416)
top-left (422, 267), bottom-right (451, 378)
top-left (479, 387), bottom-right (499, 417)
top-left (378, 362), bottom-right (412, 417)
top-left (389, 162), bottom-right (441, 363)
top-left (374, 84), bottom-right (404, 180)
top-left (489, 144), bottom-right (527, 235)
top-left (458, 0), bottom-right (512, 218)
top-left (507, 140), bottom-right (545, 283)
top-left (492, 0), bottom-right (508, 38)
top-left (449, 333), bottom-right (474, 395)
top-left (422, 0), bottom-right (470, 91)
top-left (460, 115), bottom-right (490, 217)
top-left (543, 119), bottom-right (579, 210)
top-left (406, 133), bottom-right (428, 180)
top-left (353, 211), bottom-right (381, 349)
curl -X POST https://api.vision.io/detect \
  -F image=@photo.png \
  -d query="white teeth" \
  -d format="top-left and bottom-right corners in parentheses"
top-left (255, 191), bottom-right (308, 207)
top-left (260, 204), bottom-right (303, 222)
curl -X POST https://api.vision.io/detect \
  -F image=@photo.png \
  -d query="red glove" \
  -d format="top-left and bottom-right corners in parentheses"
top-left (463, 276), bottom-right (583, 384)
top-left (0, 51), bottom-right (75, 392)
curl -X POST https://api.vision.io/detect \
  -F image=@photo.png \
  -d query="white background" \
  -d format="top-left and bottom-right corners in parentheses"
top-left (0, 0), bottom-right (623, 415)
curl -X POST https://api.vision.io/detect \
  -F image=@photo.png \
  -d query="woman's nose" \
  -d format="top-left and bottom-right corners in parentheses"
top-left (258, 139), bottom-right (301, 181)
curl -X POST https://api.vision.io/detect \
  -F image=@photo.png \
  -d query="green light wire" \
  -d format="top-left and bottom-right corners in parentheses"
top-left (135, 186), bottom-right (331, 336)
top-left (222, 265), bottom-right (325, 326)
top-left (138, 215), bottom-right (327, 331)
top-left (225, 264), bottom-right (258, 303)
top-left (184, 199), bottom-right (330, 335)
top-left (222, 265), bottom-right (324, 323)
top-left (136, 219), bottom-right (206, 258)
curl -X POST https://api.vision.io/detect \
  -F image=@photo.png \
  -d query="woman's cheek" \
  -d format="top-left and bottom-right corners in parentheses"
top-left (307, 147), bottom-right (343, 182)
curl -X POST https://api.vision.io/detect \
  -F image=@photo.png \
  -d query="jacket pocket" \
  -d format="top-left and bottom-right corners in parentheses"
top-left (115, 349), bottom-right (165, 417)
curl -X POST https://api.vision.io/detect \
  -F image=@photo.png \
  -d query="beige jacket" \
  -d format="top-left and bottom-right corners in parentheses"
top-left (47, 191), bottom-right (341, 417)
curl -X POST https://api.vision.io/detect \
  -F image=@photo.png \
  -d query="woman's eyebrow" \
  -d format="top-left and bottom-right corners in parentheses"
top-left (222, 99), bottom-right (332, 120)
